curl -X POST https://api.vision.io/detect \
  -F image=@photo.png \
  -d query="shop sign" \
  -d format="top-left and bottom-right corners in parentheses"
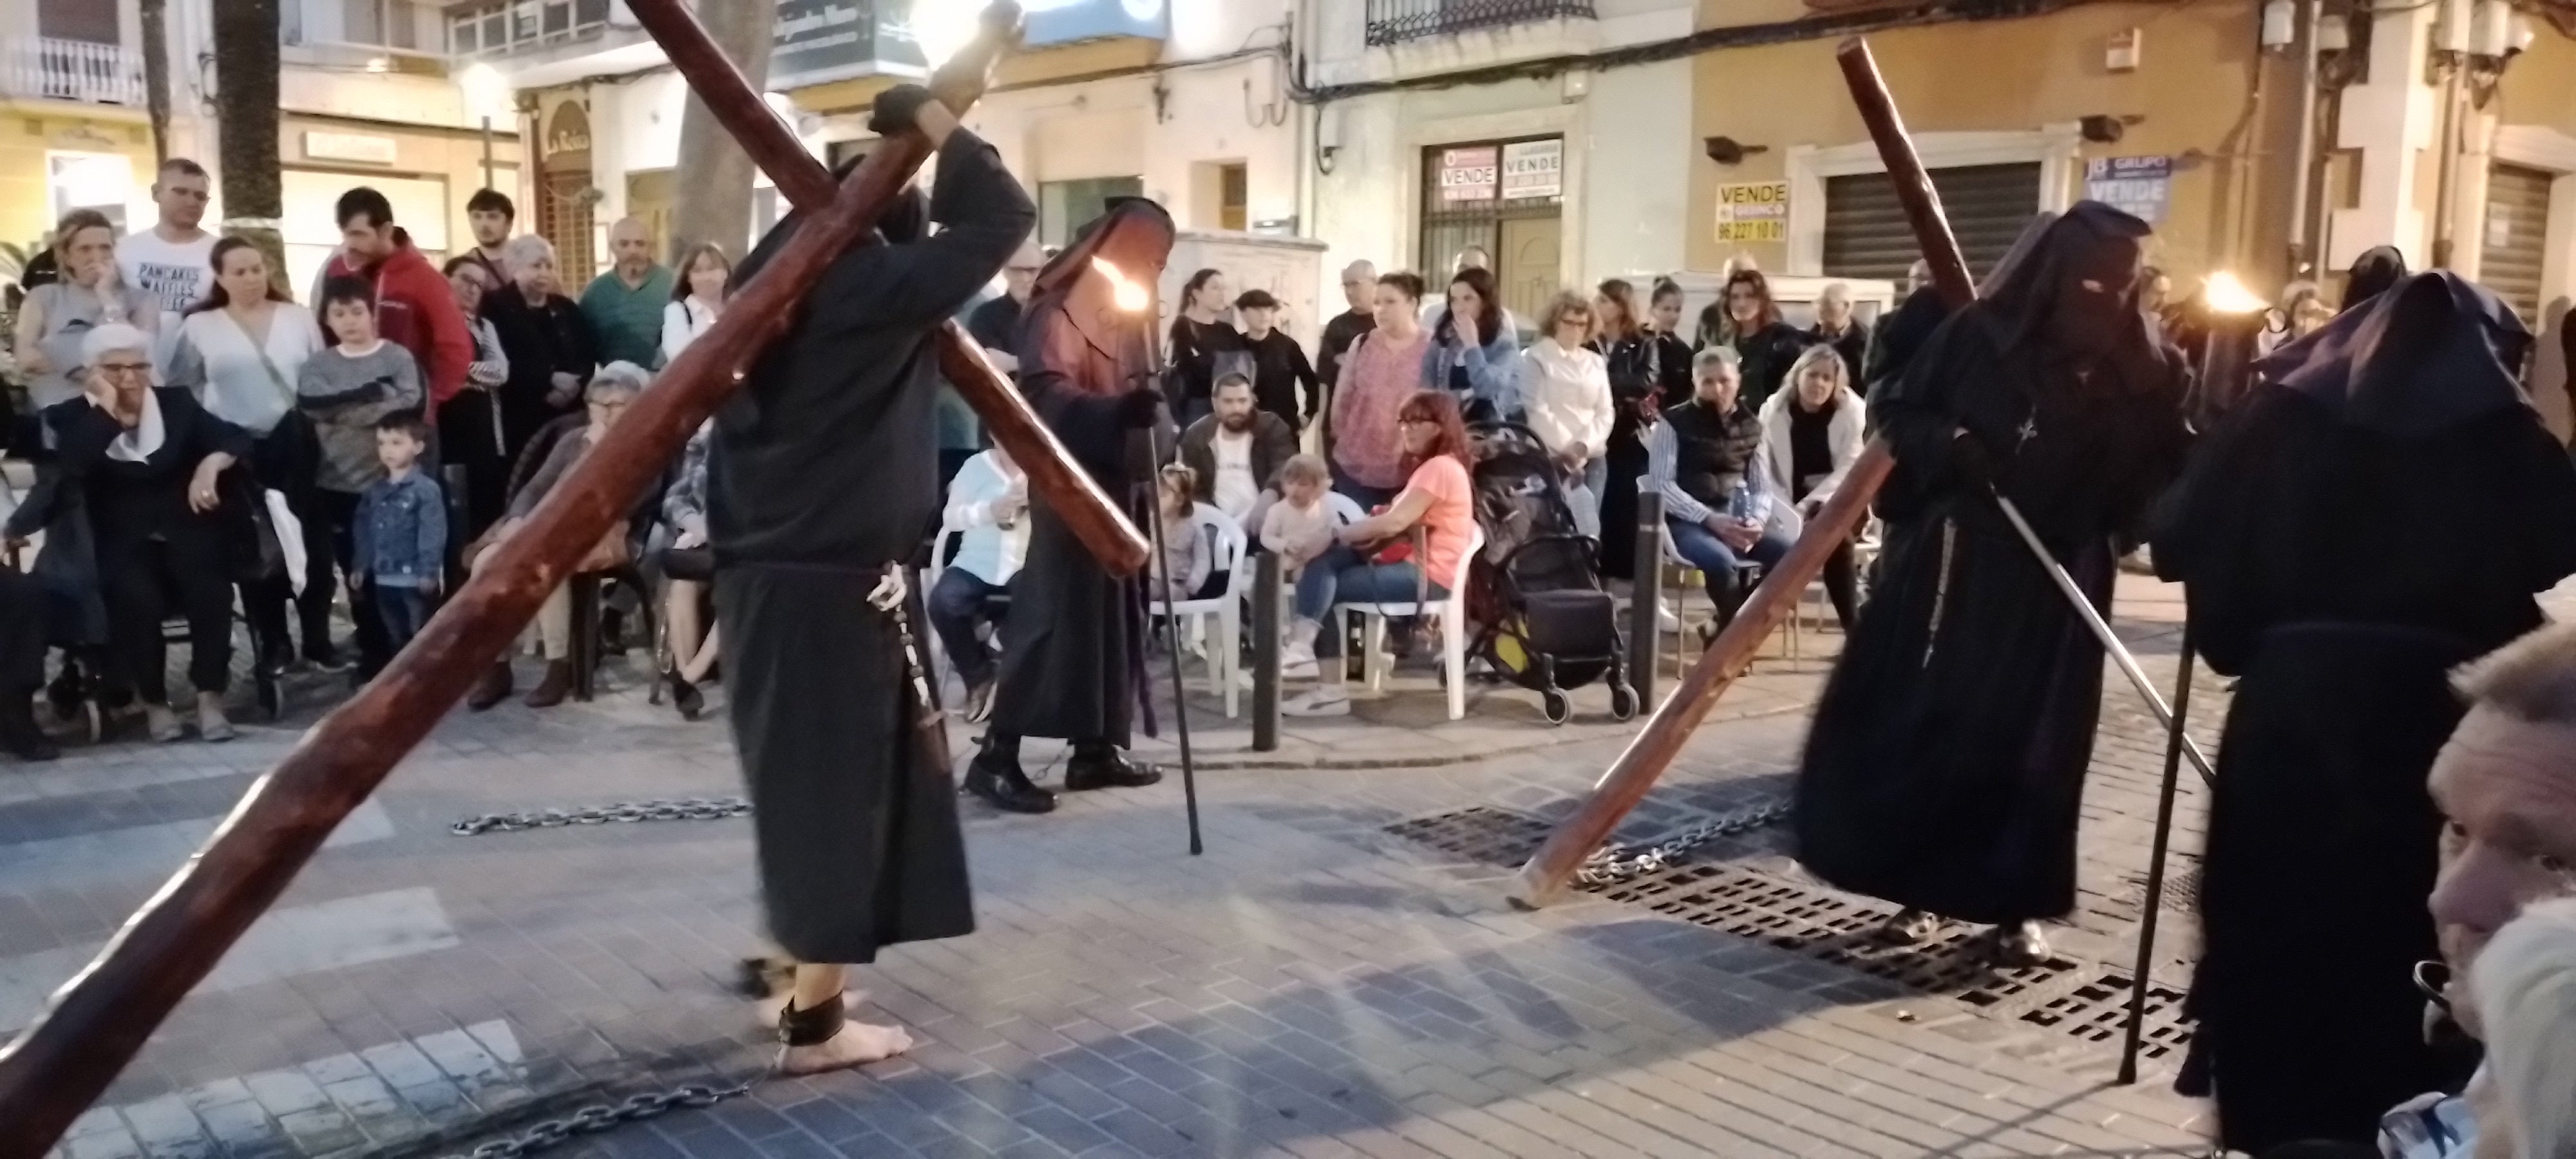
top-left (1501, 138), bottom-right (1562, 201)
top-left (1714, 180), bottom-right (1789, 242)
top-left (2085, 155), bottom-right (2171, 224)
top-left (772, 0), bottom-right (924, 90)
top-left (303, 131), bottom-right (398, 165)
top-left (1021, 0), bottom-right (1170, 46)
top-left (1437, 146), bottom-right (1499, 204)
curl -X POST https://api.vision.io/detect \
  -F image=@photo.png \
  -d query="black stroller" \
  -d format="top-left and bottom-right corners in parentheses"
top-left (1465, 423), bottom-right (1637, 726)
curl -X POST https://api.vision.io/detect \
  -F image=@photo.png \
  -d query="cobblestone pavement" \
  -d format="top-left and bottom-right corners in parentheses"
top-left (15, 580), bottom-right (2235, 1159)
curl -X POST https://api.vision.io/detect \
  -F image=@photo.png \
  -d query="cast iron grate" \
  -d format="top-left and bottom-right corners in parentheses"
top-left (2122, 865), bottom-right (2202, 913)
top-left (1385, 806), bottom-right (2197, 1063)
top-left (1383, 806), bottom-right (1555, 867)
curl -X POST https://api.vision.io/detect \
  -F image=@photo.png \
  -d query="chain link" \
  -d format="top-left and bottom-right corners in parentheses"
top-left (446, 1080), bottom-right (757, 1159)
top-left (1573, 798), bottom-right (1794, 887)
top-left (449, 798), bottom-right (753, 836)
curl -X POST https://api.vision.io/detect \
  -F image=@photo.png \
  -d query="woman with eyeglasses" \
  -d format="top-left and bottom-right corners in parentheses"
top-left (23, 325), bottom-right (251, 743)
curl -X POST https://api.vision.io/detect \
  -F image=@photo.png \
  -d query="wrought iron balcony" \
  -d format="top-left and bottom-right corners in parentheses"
top-left (0, 36), bottom-right (146, 106)
top-left (1363, 0), bottom-right (1598, 46)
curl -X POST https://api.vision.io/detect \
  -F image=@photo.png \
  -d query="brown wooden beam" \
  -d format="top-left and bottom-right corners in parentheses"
top-left (1508, 35), bottom-right (1977, 908)
top-left (0, 10), bottom-right (1032, 1151)
top-left (625, 0), bottom-right (1148, 578)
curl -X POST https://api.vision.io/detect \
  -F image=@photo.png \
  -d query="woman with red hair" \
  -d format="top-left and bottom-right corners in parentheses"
top-left (1282, 391), bottom-right (1477, 715)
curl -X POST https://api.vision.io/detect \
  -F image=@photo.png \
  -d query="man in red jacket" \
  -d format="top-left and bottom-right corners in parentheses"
top-left (320, 188), bottom-right (473, 420)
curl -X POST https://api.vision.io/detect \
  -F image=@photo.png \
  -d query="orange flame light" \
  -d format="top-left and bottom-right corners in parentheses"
top-left (2202, 270), bottom-right (2268, 316)
top-left (1091, 256), bottom-right (1151, 314)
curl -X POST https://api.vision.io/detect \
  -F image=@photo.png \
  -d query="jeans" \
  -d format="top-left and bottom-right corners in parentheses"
top-left (1665, 515), bottom-right (1792, 618)
top-left (1292, 543), bottom-right (1449, 658)
top-left (375, 585), bottom-right (430, 654)
top-left (927, 567), bottom-right (1008, 686)
top-left (311, 490), bottom-right (389, 675)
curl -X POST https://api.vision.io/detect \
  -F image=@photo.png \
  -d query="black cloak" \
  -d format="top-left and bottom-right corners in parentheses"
top-left (2152, 272), bottom-right (2576, 1151)
top-left (990, 199), bottom-right (1177, 746)
top-left (707, 127), bottom-right (1034, 964)
top-left (1794, 203), bottom-right (2192, 925)
top-left (2342, 245), bottom-right (2409, 314)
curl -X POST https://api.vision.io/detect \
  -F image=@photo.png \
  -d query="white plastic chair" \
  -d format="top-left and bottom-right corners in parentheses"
top-left (1151, 503), bottom-right (1247, 716)
top-left (1332, 522), bottom-right (1484, 721)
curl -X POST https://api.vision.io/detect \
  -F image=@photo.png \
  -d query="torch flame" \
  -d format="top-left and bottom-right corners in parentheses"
top-left (2201, 270), bottom-right (2268, 316)
top-left (1091, 256), bottom-right (1151, 314)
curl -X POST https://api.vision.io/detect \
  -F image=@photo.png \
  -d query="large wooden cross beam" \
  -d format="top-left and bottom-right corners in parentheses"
top-left (1510, 38), bottom-right (1977, 907)
top-left (0, 3), bottom-right (1142, 1148)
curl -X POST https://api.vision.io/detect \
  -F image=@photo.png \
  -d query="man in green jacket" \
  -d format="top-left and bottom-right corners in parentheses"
top-left (579, 216), bottom-right (674, 368)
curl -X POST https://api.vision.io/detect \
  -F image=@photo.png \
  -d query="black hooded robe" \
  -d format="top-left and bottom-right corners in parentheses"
top-left (1794, 205), bottom-right (2191, 925)
top-left (2155, 272), bottom-right (2576, 1151)
top-left (707, 127), bottom-right (1034, 965)
top-left (990, 200), bottom-right (1178, 748)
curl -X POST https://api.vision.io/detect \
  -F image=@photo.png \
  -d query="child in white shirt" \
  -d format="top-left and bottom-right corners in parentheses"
top-left (1259, 454), bottom-right (1336, 578)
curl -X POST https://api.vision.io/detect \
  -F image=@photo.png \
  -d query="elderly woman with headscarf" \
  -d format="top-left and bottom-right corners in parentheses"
top-left (20, 324), bottom-right (251, 743)
top-left (465, 363), bottom-right (649, 713)
top-left (1794, 203), bottom-right (2193, 967)
top-left (483, 233), bottom-right (598, 471)
top-left (2151, 271), bottom-right (2576, 1153)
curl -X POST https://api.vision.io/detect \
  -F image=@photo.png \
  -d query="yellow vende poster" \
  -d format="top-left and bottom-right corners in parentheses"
top-left (1714, 181), bottom-right (1790, 242)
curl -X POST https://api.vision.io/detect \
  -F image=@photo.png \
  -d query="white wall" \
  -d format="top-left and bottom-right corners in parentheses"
top-left (1577, 57), bottom-right (1690, 284)
top-left (960, 55), bottom-right (1298, 233)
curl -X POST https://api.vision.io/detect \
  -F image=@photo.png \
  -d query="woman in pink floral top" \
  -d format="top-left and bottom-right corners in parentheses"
top-left (1328, 271), bottom-right (1432, 505)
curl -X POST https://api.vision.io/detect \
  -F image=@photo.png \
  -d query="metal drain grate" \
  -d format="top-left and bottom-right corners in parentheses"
top-left (2121, 865), bottom-right (2202, 914)
top-left (1383, 806), bottom-right (1554, 867)
top-left (1384, 806), bottom-right (2197, 1064)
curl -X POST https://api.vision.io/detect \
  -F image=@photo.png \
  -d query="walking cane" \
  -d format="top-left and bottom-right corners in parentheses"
top-left (1101, 263), bottom-right (1206, 856)
top-left (1989, 493), bottom-right (2215, 786)
top-left (2118, 623), bottom-right (2197, 1084)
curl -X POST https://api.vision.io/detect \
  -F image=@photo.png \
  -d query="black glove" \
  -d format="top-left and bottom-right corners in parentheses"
top-left (1949, 428), bottom-right (2000, 489)
top-left (867, 84), bottom-right (935, 136)
top-left (1115, 387), bottom-right (1165, 429)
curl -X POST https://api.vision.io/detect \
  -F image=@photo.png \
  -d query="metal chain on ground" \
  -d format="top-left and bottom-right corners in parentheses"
top-left (442, 1080), bottom-right (757, 1159)
top-left (448, 798), bottom-right (752, 836)
top-left (1574, 797), bottom-right (1794, 887)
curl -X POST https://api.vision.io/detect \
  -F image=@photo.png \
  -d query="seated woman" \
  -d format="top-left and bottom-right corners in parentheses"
top-left (1647, 346), bottom-right (1791, 630)
top-left (37, 324), bottom-right (251, 742)
top-left (1754, 343), bottom-right (1868, 630)
top-left (466, 364), bottom-right (647, 711)
top-left (1279, 390), bottom-right (1478, 717)
top-left (654, 419), bottom-right (717, 719)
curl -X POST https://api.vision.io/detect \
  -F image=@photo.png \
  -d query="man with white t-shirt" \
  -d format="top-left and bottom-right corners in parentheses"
top-left (1179, 372), bottom-right (1296, 533)
top-left (115, 158), bottom-right (218, 373)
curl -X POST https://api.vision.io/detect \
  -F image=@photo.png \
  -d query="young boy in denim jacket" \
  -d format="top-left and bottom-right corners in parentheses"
top-left (352, 413), bottom-right (446, 653)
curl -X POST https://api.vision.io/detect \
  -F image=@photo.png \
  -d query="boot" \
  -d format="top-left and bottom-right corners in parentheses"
top-left (467, 661), bottom-right (514, 711)
top-left (0, 692), bottom-right (58, 761)
top-left (964, 741), bottom-right (1056, 814)
top-left (523, 659), bottom-right (574, 708)
top-left (1063, 744), bottom-right (1162, 791)
top-left (194, 692), bottom-right (235, 743)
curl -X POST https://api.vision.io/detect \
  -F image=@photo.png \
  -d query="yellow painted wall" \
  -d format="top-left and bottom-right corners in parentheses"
top-left (1688, 2), bottom-right (2262, 280)
top-left (279, 113), bottom-right (526, 259)
top-left (0, 106), bottom-right (153, 249)
top-left (2497, 26), bottom-right (2576, 141)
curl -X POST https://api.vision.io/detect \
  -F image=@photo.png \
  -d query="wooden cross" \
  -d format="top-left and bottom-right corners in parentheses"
top-left (0, 4), bottom-right (1142, 1148)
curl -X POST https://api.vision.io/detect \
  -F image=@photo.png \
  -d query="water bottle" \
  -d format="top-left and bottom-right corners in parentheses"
top-left (1728, 479), bottom-right (1756, 523)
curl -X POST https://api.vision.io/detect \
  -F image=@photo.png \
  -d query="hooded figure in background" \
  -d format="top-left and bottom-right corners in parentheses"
top-left (2151, 272), bottom-right (2576, 1153)
top-left (2342, 245), bottom-right (2409, 314)
top-left (966, 199), bottom-right (1177, 815)
top-left (706, 85), bottom-right (1034, 1073)
top-left (1794, 203), bottom-right (2193, 965)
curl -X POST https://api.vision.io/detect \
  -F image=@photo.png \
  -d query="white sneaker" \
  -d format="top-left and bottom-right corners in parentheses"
top-left (1657, 601), bottom-right (1681, 634)
top-left (1278, 643), bottom-right (1319, 680)
top-left (1282, 687), bottom-right (1351, 717)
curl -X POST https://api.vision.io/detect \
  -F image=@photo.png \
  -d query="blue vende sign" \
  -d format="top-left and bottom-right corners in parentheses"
top-left (1021, 0), bottom-right (1170, 46)
top-left (2083, 155), bottom-right (2172, 225)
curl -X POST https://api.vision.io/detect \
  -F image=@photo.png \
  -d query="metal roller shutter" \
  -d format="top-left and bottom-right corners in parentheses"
top-left (2482, 163), bottom-right (2553, 324)
top-left (1823, 162), bottom-right (2044, 283)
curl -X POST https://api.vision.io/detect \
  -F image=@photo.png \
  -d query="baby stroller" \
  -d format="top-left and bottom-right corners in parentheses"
top-left (1466, 423), bottom-right (1638, 726)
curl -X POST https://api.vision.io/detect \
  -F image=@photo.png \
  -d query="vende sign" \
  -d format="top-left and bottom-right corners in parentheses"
top-left (1714, 180), bottom-right (1790, 242)
top-left (1437, 146), bottom-right (1499, 203)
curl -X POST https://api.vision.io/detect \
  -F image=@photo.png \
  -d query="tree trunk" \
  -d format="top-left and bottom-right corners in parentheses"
top-left (140, 0), bottom-right (171, 166)
top-left (670, 0), bottom-right (777, 263)
top-left (212, 0), bottom-right (286, 292)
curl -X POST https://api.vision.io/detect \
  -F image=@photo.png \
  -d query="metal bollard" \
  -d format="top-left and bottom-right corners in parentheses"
top-left (1627, 489), bottom-right (1662, 708)
top-left (1251, 550), bottom-right (1280, 751)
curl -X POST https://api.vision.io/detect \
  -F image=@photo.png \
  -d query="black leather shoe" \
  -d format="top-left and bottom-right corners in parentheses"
top-left (965, 751), bottom-right (1056, 814)
top-left (1063, 749), bottom-right (1162, 791)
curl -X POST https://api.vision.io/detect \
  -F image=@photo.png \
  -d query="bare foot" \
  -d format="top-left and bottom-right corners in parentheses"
top-left (777, 1019), bottom-right (913, 1074)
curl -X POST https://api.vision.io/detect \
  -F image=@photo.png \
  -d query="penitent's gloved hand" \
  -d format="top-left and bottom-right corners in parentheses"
top-left (1116, 387), bottom-right (1166, 429)
top-left (867, 84), bottom-right (935, 136)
